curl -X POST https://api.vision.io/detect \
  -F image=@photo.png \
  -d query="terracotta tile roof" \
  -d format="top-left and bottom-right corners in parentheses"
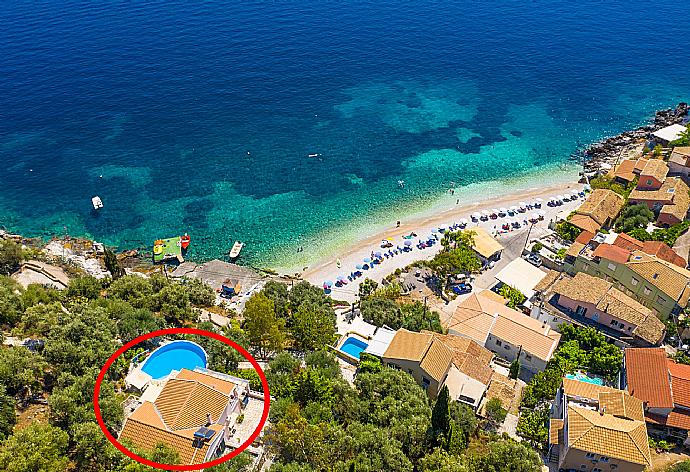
top-left (476, 289), bottom-right (508, 305)
top-left (549, 418), bottom-right (564, 445)
top-left (596, 289), bottom-right (665, 345)
top-left (566, 406), bottom-right (651, 467)
top-left (482, 373), bottom-right (520, 416)
top-left (640, 159), bottom-right (669, 183)
top-left (533, 270), bottom-right (561, 293)
top-left (660, 178), bottom-right (690, 223)
top-left (575, 230), bottom-right (595, 245)
top-left (419, 339), bottom-right (453, 383)
top-left (612, 159), bottom-right (637, 182)
top-left (154, 379), bottom-right (230, 431)
top-left (562, 377), bottom-right (619, 402)
top-left (446, 293), bottom-right (560, 362)
top-left (383, 329), bottom-right (434, 361)
top-left (629, 176), bottom-right (687, 206)
top-left (613, 232), bottom-right (645, 252)
top-left (575, 189), bottom-right (625, 226)
top-left (569, 214), bottom-right (601, 234)
top-left (598, 391), bottom-right (646, 422)
top-left (624, 348), bottom-right (673, 408)
top-left (627, 251), bottom-right (690, 303)
top-left (429, 333), bottom-right (494, 384)
top-left (468, 227), bottom-right (504, 259)
top-left (668, 359), bottom-right (690, 408)
top-left (552, 272), bottom-right (612, 305)
top-left (642, 241), bottom-right (687, 268)
top-left (565, 241), bottom-right (586, 257)
top-left (634, 158), bottom-right (650, 172)
top-left (128, 400), bottom-right (166, 429)
top-left (120, 416), bottom-right (222, 465)
top-left (175, 368), bottom-right (236, 395)
top-left (591, 243), bottom-right (631, 264)
top-left (575, 231), bottom-right (595, 244)
top-left (670, 146), bottom-right (690, 167)
top-left (647, 409), bottom-right (690, 430)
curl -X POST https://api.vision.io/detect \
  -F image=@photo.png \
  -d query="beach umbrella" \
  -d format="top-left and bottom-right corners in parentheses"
top-left (556, 195), bottom-right (564, 201)
top-left (491, 209), bottom-right (499, 215)
top-left (460, 218), bottom-right (469, 224)
top-left (431, 228), bottom-right (438, 233)
top-left (438, 224), bottom-right (447, 232)
top-left (325, 280), bottom-right (333, 288)
top-left (356, 264), bottom-right (364, 269)
top-left (363, 257), bottom-right (371, 264)
top-left (499, 207), bottom-right (508, 214)
top-left (481, 210), bottom-right (490, 217)
top-left (374, 251), bottom-right (382, 258)
top-left (519, 201), bottom-right (527, 208)
top-left (535, 198), bottom-right (543, 202)
top-left (509, 206), bottom-right (518, 212)
top-left (428, 234), bottom-right (436, 241)
top-left (538, 210), bottom-right (546, 216)
top-left (404, 239), bottom-right (412, 246)
top-left (584, 184), bottom-right (591, 191)
top-left (472, 212), bottom-right (481, 219)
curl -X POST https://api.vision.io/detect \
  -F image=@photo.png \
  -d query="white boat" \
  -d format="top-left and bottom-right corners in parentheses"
top-left (229, 241), bottom-right (243, 259)
top-left (91, 196), bottom-right (103, 210)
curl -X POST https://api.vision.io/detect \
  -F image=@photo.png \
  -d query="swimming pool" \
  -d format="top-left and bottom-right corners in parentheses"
top-left (339, 336), bottom-right (369, 360)
top-left (565, 372), bottom-right (604, 386)
top-left (140, 340), bottom-right (207, 380)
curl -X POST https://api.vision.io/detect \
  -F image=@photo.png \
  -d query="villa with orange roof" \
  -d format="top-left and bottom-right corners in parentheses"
top-left (626, 159), bottom-right (690, 226)
top-left (443, 292), bottom-right (561, 376)
top-left (623, 348), bottom-right (690, 445)
top-left (119, 367), bottom-right (251, 465)
top-left (548, 377), bottom-right (652, 471)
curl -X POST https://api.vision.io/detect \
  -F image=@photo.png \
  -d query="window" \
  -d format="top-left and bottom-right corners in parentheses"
top-left (422, 377), bottom-right (430, 388)
top-left (610, 320), bottom-right (618, 326)
top-left (408, 369), bottom-right (413, 375)
top-left (600, 457), bottom-right (609, 462)
top-left (643, 286), bottom-right (651, 295)
top-left (619, 323), bottom-right (625, 330)
top-left (504, 344), bottom-right (511, 350)
top-left (646, 179), bottom-right (653, 186)
top-left (631, 277), bottom-right (639, 286)
top-left (496, 340), bottom-right (502, 347)
top-left (608, 262), bottom-right (617, 271)
top-left (586, 452), bottom-right (596, 459)
top-left (525, 354), bottom-right (532, 361)
top-left (628, 326), bottom-right (632, 331)
top-left (593, 468), bottom-right (602, 472)
top-left (657, 295), bottom-right (666, 304)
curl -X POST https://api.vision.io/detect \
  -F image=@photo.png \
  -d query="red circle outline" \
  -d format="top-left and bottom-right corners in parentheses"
top-left (93, 327), bottom-right (270, 471)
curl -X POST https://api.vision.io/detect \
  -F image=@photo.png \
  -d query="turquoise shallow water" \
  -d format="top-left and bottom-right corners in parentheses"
top-left (1, 1), bottom-right (689, 268)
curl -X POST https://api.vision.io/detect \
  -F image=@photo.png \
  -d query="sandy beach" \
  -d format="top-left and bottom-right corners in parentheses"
top-left (298, 180), bottom-right (586, 302)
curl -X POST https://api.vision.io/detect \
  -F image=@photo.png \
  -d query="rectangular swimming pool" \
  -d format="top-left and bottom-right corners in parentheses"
top-left (339, 336), bottom-right (369, 359)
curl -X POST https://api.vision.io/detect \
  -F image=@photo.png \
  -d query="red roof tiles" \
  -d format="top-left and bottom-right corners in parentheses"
top-left (592, 243), bottom-right (631, 264)
top-left (642, 241), bottom-right (687, 268)
top-left (625, 348), bottom-right (673, 409)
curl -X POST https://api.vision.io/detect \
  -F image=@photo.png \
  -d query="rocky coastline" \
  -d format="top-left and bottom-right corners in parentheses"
top-left (580, 102), bottom-right (689, 178)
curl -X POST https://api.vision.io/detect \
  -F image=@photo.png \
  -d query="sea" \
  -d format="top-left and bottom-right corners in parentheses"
top-left (1, 0), bottom-right (689, 270)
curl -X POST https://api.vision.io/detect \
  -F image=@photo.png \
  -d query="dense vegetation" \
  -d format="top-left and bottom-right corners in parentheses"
top-left (614, 204), bottom-right (655, 233)
top-left (428, 230), bottom-right (482, 283)
top-left (554, 220), bottom-right (583, 242)
top-left (628, 220), bottom-right (690, 246)
top-left (516, 325), bottom-right (622, 449)
top-left (589, 175), bottom-right (637, 198)
top-left (670, 124), bottom-right (690, 147)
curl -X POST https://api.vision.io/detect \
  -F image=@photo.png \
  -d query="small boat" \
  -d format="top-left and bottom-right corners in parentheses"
top-left (229, 241), bottom-right (243, 259)
top-left (308, 153), bottom-right (321, 158)
top-left (91, 196), bottom-right (103, 210)
top-left (180, 233), bottom-right (191, 250)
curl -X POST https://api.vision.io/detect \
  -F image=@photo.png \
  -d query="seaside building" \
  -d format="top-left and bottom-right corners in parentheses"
top-left (564, 231), bottom-right (690, 319)
top-left (466, 227), bottom-right (503, 266)
top-left (119, 368), bottom-right (251, 466)
top-left (493, 257), bottom-right (550, 305)
top-left (443, 293), bottom-right (561, 376)
top-left (610, 158), bottom-right (649, 185)
top-left (568, 189), bottom-right (625, 234)
top-left (623, 348), bottom-right (690, 445)
top-left (547, 272), bottom-right (665, 346)
top-left (652, 123), bottom-right (688, 146)
top-left (381, 329), bottom-right (500, 410)
top-left (668, 146), bottom-right (690, 179)
top-left (548, 378), bottom-right (652, 472)
top-left (627, 160), bottom-right (690, 226)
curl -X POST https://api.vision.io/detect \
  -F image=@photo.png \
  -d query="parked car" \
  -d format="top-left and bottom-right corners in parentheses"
top-left (525, 253), bottom-right (542, 267)
top-left (452, 283), bottom-right (473, 295)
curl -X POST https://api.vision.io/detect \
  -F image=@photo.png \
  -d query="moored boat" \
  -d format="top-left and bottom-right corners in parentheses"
top-left (229, 241), bottom-right (243, 259)
top-left (91, 196), bottom-right (103, 210)
top-left (180, 233), bottom-right (191, 250)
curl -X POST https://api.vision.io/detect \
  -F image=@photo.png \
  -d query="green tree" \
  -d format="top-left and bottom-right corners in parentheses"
top-left (66, 276), bottom-right (102, 300)
top-left (417, 448), bottom-right (468, 472)
top-left (293, 369), bottom-right (334, 407)
top-left (358, 278), bottom-right (379, 299)
top-left (182, 277), bottom-right (215, 307)
top-left (108, 274), bottom-right (154, 308)
top-left (0, 385), bottom-right (16, 440)
top-left (484, 398), bottom-right (507, 430)
top-left (103, 248), bottom-right (125, 279)
top-left (0, 277), bottom-right (23, 325)
top-left (243, 292), bottom-right (286, 358)
top-left (431, 385), bottom-right (451, 445)
top-left (670, 124), bottom-right (690, 147)
top-left (555, 220), bottom-right (583, 242)
top-left (516, 406), bottom-right (550, 449)
top-left (20, 301), bottom-right (63, 336)
top-left (357, 353), bottom-right (383, 374)
top-left (72, 422), bottom-right (124, 472)
top-left (509, 359), bottom-right (520, 380)
top-left (155, 283), bottom-right (193, 324)
top-left (0, 423), bottom-right (71, 472)
top-left (0, 240), bottom-right (22, 275)
top-left (471, 439), bottom-right (542, 472)
top-left (614, 204), bottom-right (655, 233)
top-left (669, 461), bottom-right (690, 472)
top-left (0, 346), bottom-right (47, 397)
top-left (499, 285), bottom-right (526, 309)
top-left (262, 280), bottom-right (290, 318)
top-left (290, 304), bottom-right (336, 351)
top-left (428, 246), bottom-right (481, 282)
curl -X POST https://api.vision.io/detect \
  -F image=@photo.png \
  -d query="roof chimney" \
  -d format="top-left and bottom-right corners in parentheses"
top-left (206, 413), bottom-right (212, 426)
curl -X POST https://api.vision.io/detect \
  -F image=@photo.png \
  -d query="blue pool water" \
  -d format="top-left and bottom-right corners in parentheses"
top-left (565, 373), bottom-right (604, 386)
top-left (1, 1), bottom-right (689, 269)
top-left (340, 336), bottom-right (369, 360)
top-left (140, 340), bottom-right (207, 380)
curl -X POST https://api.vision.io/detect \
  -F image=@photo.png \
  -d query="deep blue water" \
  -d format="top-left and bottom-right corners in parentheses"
top-left (1, 1), bottom-right (689, 267)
